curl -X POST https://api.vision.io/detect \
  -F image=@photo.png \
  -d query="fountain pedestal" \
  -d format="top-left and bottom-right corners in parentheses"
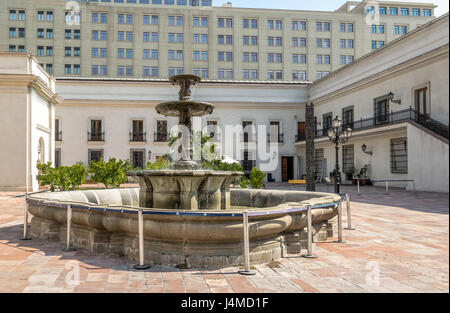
top-left (130, 170), bottom-right (242, 210)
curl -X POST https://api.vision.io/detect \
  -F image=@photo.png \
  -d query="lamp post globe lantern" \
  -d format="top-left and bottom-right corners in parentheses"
top-left (327, 116), bottom-right (352, 194)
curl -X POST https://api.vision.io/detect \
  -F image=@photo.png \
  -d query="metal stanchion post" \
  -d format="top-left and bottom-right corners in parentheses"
top-left (62, 205), bottom-right (76, 252)
top-left (357, 180), bottom-right (360, 195)
top-left (344, 194), bottom-right (355, 230)
top-left (20, 193), bottom-right (32, 241)
top-left (302, 206), bottom-right (317, 258)
top-left (239, 211), bottom-right (256, 275)
top-left (385, 181), bottom-right (389, 194)
top-left (335, 202), bottom-right (346, 243)
top-left (134, 208), bottom-right (150, 270)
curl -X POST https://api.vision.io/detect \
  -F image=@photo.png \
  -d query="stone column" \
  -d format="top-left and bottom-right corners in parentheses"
top-left (305, 102), bottom-right (316, 191)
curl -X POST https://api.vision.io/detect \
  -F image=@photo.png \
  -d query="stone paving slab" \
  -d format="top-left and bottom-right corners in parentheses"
top-left (0, 185), bottom-right (448, 293)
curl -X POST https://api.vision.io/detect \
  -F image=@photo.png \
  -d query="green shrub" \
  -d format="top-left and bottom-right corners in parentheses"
top-left (146, 158), bottom-right (171, 170)
top-left (88, 158), bottom-right (131, 189)
top-left (201, 160), bottom-right (243, 172)
top-left (249, 167), bottom-right (266, 189)
top-left (37, 162), bottom-right (87, 191)
top-left (240, 176), bottom-right (249, 189)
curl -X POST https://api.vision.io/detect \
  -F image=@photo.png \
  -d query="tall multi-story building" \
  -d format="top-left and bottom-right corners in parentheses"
top-left (1, 0), bottom-right (436, 81)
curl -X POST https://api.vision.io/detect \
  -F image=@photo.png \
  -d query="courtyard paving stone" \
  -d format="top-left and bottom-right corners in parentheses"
top-left (0, 185), bottom-right (448, 293)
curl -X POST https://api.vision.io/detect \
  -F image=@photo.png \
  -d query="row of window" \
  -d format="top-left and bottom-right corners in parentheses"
top-left (371, 24), bottom-right (409, 35)
top-left (47, 63), bottom-right (321, 81)
top-left (9, 9), bottom-right (356, 33)
top-left (91, 48), bottom-right (353, 65)
top-left (88, 0), bottom-right (212, 6)
top-left (11, 27), bottom-right (358, 50)
top-left (366, 6), bottom-right (432, 17)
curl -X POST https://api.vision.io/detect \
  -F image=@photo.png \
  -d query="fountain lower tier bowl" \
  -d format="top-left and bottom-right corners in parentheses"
top-left (127, 170), bottom-right (243, 210)
top-left (27, 188), bottom-right (341, 268)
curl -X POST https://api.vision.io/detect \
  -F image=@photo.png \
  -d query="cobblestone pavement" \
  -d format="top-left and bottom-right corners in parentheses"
top-left (0, 185), bottom-right (448, 293)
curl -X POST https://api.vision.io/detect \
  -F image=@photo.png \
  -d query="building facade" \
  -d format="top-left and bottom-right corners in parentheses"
top-left (0, 53), bottom-right (62, 191)
top-left (295, 13), bottom-right (449, 192)
top-left (1, 0), bottom-right (436, 81)
top-left (54, 79), bottom-right (308, 182)
top-left (0, 5), bottom-right (447, 193)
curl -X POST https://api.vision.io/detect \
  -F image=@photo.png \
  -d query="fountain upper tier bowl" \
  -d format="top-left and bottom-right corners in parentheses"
top-left (156, 100), bottom-right (215, 117)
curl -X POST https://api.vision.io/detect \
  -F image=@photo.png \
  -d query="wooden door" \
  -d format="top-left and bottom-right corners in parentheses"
top-left (297, 122), bottom-right (306, 141)
top-left (281, 157), bottom-right (294, 182)
top-left (132, 120), bottom-right (144, 141)
top-left (282, 157), bottom-right (288, 182)
top-left (91, 120), bottom-right (102, 141)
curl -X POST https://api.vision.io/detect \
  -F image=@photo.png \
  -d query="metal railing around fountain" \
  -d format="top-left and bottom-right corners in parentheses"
top-left (24, 193), bottom-right (353, 273)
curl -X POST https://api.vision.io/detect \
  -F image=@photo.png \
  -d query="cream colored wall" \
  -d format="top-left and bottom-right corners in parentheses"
top-left (30, 90), bottom-right (54, 191)
top-left (0, 53), bottom-right (59, 192)
top-left (0, 89), bottom-right (28, 190)
top-left (55, 81), bottom-right (307, 182)
top-left (295, 14), bottom-right (449, 193)
top-left (407, 124), bottom-right (449, 193)
top-left (312, 55), bottom-right (449, 126)
top-left (297, 127), bottom-right (411, 188)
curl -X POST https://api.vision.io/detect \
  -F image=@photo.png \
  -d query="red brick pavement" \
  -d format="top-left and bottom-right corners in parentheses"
top-left (0, 186), bottom-right (448, 293)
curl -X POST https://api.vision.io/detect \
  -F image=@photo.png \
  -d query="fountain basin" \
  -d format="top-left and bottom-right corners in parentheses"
top-left (27, 188), bottom-right (341, 268)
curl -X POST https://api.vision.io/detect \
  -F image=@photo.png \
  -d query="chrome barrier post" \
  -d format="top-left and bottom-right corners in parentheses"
top-left (385, 181), bottom-right (389, 194)
top-left (134, 208), bottom-right (150, 270)
top-left (62, 204), bottom-right (76, 252)
top-left (357, 180), bottom-right (360, 195)
top-left (344, 194), bottom-right (355, 230)
top-left (20, 193), bottom-right (32, 241)
top-left (302, 206), bottom-right (317, 259)
top-left (335, 201), bottom-right (345, 243)
top-left (239, 211), bottom-right (256, 275)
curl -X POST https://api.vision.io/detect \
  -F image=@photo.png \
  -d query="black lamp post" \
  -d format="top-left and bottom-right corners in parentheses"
top-left (327, 116), bottom-right (352, 194)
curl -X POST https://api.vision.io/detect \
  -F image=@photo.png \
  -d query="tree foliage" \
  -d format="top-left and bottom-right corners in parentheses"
top-left (249, 167), bottom-right (266, 189)
top-left (37, 162), bottom-right (86, 191)
top-left (240, 176), bottom-right (249, 189)
top-left (88, 158), bottom-right (132, 189)
top-left (146, 157), bottom-right (171, 170)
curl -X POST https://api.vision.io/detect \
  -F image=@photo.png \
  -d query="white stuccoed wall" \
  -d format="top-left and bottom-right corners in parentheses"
top-left (0, 53), bottom-right (59, 192)
top-left (407, 124), bottom-right (449, 193)
top-left (56, 80), bottom-right (308, 182)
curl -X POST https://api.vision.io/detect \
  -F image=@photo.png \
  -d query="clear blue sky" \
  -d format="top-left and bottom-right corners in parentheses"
top-left (214, 0), bottom-right (448, 16)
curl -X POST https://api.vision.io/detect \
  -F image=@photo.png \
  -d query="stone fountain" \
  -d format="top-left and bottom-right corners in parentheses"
top-left (127, 75), bottom-right (242, 211)
top-left (26, 75), bottom-right (342, 268)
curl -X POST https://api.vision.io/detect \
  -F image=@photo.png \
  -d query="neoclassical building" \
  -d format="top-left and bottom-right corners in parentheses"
top-left (0, 13), bottom-right (448, 193)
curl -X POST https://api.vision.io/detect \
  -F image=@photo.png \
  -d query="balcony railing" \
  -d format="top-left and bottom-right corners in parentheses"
top-left (55, 131), bottom-right (62, 142)
top-left (267, 133), bottom-right (284, 143)
top-left (129, 132), bottom-right (147, 142)
top-left (154, 132), bottom-right (168, 142)
top-left (295, 108), bottom-right (449, 142)
top-left (295, 133), bottom-right (306, 142)
top-left (88, 131), bottom-right (105, 142)
top-left (241, 160), bottom-right (255, 172)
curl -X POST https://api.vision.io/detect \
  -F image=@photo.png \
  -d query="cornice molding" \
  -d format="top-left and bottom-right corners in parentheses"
top-left (310, 45), bottom-right (449, 105)
top-left (0, 74), bottom-right (63, 106)
top-left (59, 99), bottom-right (305, 110)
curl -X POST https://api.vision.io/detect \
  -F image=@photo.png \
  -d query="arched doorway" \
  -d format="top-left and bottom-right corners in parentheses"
top-left (38, 137), bottom-right (45, 164)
